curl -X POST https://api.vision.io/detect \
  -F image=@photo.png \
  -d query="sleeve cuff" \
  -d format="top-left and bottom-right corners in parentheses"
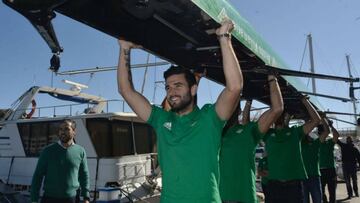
top-left (82, 191), bottom-right (90, 199)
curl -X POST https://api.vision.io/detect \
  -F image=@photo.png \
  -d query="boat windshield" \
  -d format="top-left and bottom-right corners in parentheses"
top-left (86, 118), bottom-right (156, 157)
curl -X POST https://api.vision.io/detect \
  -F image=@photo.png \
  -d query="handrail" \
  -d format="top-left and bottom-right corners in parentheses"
top-left (7, 99), bottom-right (131, 120)
top-left (6, 157), bottom-right (14, 184)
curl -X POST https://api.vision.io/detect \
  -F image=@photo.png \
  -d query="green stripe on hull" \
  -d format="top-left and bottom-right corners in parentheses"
top-left (192, 0), bottom-right (323, 109)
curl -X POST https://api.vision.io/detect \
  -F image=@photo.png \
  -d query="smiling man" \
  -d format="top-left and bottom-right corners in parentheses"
top-left (117, 20), bottom-right (243, 203)
top-left (30, 119), bottom-right (90, 203)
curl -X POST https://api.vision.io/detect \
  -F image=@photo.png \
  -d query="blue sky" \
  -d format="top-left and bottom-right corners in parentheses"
top-left (1, 0), bottom-right (360, 129)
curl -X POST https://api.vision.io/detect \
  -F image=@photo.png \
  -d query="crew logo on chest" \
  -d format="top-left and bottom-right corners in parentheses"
top-left (236, 129), bottom-right (243, 134)
top-left (163, 122), bottom-right (172, 131)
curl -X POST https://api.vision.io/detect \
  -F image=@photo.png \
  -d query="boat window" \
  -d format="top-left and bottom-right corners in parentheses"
top-left (18, 121), bottom-right (63, 156)
top-left (18, 123), bottom-right (31, 155)
top-left (29, 123), bottom-right (48, 155)
top-left (87, 118), bottom-right (135, 157)
top-left (48, 122), bottom-right (60, 143)
top-left (86, 118), bottom-right (156, 157)
top-left (133, 123), bottom-right (156, 154)
top-left (112, 121), bottom-right (134, 156)
top-left (87, 118), bottom-right (112, 157)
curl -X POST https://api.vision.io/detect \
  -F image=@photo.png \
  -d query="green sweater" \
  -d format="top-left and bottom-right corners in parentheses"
top-left (31, 143), bottom-right (90, 202)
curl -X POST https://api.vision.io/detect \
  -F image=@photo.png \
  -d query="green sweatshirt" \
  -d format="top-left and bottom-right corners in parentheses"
top-left (30, 142), bottom-right (90, 202)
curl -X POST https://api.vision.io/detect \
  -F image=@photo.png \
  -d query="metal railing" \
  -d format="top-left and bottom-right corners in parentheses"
top-left (337, 127), bottom-right (357, 137)
top-left (8, 99), bottom-right (133, 120)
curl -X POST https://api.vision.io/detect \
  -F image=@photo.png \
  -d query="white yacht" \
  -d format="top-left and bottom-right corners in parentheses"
top-left (0, 86), bottom-right (160, 202)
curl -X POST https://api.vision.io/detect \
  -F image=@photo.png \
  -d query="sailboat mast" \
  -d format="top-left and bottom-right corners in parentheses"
top-left (308, 34), bottom-right (316, 93)
top-left (346, 54), bottom-right (357, 122)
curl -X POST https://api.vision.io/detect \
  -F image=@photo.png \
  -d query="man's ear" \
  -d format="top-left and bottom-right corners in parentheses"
top-left (71, 129), bottom-right (76, 137)
top-left (191, 84), bottom-right (198, 97)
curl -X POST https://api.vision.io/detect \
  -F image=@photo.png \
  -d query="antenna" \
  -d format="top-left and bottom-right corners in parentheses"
top-left (62, 79), bottom-right (88, 92)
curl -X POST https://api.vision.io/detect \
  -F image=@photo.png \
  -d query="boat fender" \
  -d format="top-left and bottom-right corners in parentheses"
top-left (26, 99), bottom-right (37, 119)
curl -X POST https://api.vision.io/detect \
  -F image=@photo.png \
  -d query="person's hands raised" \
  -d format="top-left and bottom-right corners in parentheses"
top-left (118, 38), bottom-right (142, 50)
top-left (216, 19), bottom-right (234, 35)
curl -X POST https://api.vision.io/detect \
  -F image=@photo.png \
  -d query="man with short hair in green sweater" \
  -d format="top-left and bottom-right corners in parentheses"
top-left (31, 119), bottom-right (90, 203)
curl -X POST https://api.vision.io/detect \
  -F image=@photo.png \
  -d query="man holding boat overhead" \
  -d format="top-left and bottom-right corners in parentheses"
top-left (319, 121), bottom-right (339, 203)
top-left (301, 115), bottom-right (330, 203)
top-left (117, 20), bottom-right (242, 203)
top-left (219, 74), bottom-right (283, 203)
top-left (264, 97), bottom-right (321, 203)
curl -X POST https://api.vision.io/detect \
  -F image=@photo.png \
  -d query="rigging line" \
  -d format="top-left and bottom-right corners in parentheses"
top-left (349, 57), bottom-right (359, 77)
top-left (313, 39), bottom-right (336, 76)
top-left (312, 39), bottom-right (344, 95)
top-left (328, 61), bottom-right (342, 94)
top-left (301, 35), bottom-right (311, 88)
top-left (141, 53), bottom-right (151, 94)
top-left (347, 56), bottom-right (360, 100)
top-left (329, 56), bottom-right (343, 78)
top-left (299, 36), bottom-right (308, 71)
top-left (299, 38), bottom-right (308, 71)
top-left (328, 59), bottom-right (348, 99)
top-left (333, 58), bottom-right (347, 91)
top-left (86, 72), bottom-right (94, 86)
top-left (306, 77), bottom-right (310, 88)
top-left (152, 56), bottom-right (157, 104)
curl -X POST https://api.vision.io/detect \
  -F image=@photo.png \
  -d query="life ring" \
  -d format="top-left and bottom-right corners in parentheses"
top-left (26, 99), bottom-right (37, 119)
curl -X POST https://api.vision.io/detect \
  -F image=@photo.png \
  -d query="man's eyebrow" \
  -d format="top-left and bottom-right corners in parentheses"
top-left (165, 81), bottom-right (184, 87)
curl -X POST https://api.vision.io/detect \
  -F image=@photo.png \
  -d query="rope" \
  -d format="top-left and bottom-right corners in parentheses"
top-left (298, 36), bottom-right (308, 71)
top-left (349, 57), bottom-right (359, 78)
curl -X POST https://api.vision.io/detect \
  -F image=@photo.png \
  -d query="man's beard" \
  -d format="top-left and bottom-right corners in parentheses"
top-left (59, 133), bottom-right (72, 143)
top-left (168, 92), bottom-right (193, 113)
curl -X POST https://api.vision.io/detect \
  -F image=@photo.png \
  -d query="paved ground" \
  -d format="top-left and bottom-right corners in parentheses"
top-left (2, 172), bottom-right (359, 202)
top-left (324, 171), bottom-right (360, 203)
top-left (257, 171), bottom-right (360, 203)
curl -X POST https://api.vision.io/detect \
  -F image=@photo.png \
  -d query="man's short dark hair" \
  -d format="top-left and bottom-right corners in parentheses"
top-left (317, 125), bottom-right (324, 134)
top-left (164, 65), bottom-right (197, 87)
top-left (62, 119), bottom-right (76, 131)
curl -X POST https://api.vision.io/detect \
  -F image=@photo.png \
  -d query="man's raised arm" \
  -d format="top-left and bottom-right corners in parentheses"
top-left (257, 75), bottom-right (284, 133)
top-left (242, 100), bottom-right (252, 125)
top-left (117, 40), bottom-right (152, 121)
top-left (215, 20), bottom-right (243, 120)
top-left (330, 124), bottom-right (339, 143)
top-left (302, 97), bottom-right (321, 134)
top-left (319, 115), bottom-right (330, 143)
